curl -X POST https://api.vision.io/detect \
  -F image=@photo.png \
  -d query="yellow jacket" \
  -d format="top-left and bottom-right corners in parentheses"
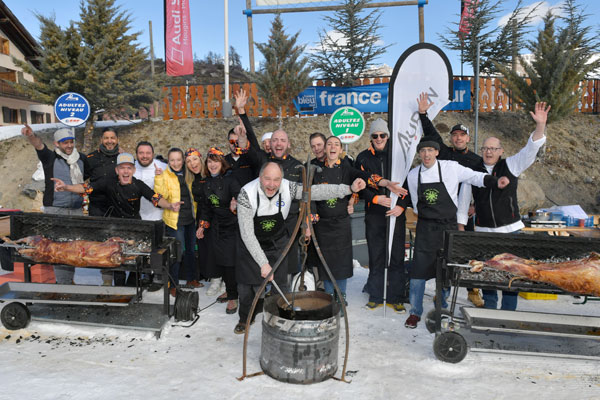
top-left (154, 168), bottom-right (197, 230)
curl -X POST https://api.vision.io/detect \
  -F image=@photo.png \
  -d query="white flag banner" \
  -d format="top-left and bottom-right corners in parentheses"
top-left (256, 0), bottom-right (323, 5)
top-left (387, 43), bottom-right (453, 261)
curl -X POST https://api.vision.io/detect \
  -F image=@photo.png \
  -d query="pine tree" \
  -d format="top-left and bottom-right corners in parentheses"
top-left (439, 0), bottom-right (538, 74)
top-left (310, 0), bottom-right (389, 86)
top-left (254, 15), bottom-right (312, 127)
top-left (495, 0), bottom-right (600, 122)
top-left (13, 0), bottom-right (158, 152)
top-left (13, 16), bottom-right (82, 104)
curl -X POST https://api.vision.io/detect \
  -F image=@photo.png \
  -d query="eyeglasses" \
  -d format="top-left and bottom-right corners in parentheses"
top-left (371, 133), bottom-right (388, 139)
top-left (480, 146), bottom-right (502, 152)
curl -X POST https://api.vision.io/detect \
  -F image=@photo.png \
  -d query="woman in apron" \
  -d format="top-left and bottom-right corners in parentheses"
top-left (194, 147), bottom-right (241, 314)
top-left (312, 136), bottom-right (380, 307)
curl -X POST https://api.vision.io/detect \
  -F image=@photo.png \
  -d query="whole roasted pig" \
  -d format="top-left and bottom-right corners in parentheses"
top-left (469, 252), bottom-right (600, 296)
top-left (3, 236), bottom-right (131, 267)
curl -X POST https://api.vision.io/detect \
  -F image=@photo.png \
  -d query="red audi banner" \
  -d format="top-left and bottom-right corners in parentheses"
top-left (165, 0), bottom-right (193, 76)
top-left (459, 0), bottom-right (477, 39)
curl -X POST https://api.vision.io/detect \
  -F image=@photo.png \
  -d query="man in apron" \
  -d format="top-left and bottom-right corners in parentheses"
top-left (399, 140), bottom-right (510, 329)
top-left (234, 162), bottom-right (367, 334)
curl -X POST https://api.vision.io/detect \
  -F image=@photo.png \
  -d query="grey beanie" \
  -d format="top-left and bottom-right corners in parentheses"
top-left (369, 118), bottom-right (389, 136)
top-left (54, 128), bottom-right (75, 143)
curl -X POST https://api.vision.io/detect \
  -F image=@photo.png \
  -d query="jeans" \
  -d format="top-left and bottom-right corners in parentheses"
top-left (324, 279), bottom-right (347, 295)
top-left (480, 230), bottom-right (521, 311)
top-left (43, 206), bottom-right (82, 284)
top-left (166, 223), bottom-right (197, 283)
top-left (409, 279), bottom-right (449, 317)
top-left (482, 290), bottom-right (518, 310)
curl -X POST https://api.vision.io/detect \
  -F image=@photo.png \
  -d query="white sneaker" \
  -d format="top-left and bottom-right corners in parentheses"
top-left (218, 279), bottom-right (227, 296)
top-left (206, 277), bottom-right (223, 296)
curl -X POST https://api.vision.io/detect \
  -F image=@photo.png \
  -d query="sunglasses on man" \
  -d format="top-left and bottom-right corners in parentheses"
top-left (371, 133), bottom-right (388, 139)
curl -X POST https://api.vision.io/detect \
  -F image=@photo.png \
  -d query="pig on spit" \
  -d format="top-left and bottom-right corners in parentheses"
top-left (2, 236), bottom-right (133, 268)
top-left (469, 252), bottom-right (600, 296)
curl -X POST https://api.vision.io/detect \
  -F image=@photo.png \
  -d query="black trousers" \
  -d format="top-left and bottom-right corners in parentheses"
top-left (222, 265), bottom-right (238, 300)
top-left (237, 283), bottom-right (264, 324)
top-left (364, 213), bottom-right (408, 304)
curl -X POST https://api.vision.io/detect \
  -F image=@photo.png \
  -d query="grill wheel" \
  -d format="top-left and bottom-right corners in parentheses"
top-left (433, 331), bottom-right (468, 363)
top-left (1, 302), bottom-right (31, 330)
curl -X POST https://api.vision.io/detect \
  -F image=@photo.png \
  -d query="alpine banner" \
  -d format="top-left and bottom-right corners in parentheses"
top-left (386, 43), bottom-right (453, 261)
top-left (165, 0), bottom-right (193, 76)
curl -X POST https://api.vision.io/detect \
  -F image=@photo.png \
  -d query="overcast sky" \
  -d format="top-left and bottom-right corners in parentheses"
top-left (4, 0), bottom-right (599, 77)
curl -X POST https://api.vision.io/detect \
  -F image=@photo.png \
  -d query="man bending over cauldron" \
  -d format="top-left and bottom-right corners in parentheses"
top-left (233, 161), bottom-right (371, 335)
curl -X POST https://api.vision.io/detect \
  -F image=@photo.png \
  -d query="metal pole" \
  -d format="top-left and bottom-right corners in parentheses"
top-left (223, 0), bottom-right (232, 117)
top-left (474, 42), bottom-right (480, 154)
top-left (149, 20), bottom-right (155, 78)
top-left (418, 0), bottom-right (425, 43)
top-left (245, 0), bottom-right (255, 74)
top-left (247, 1), bottom-right (426, 14)
top-left (460, 45), bottom-right (463, 78)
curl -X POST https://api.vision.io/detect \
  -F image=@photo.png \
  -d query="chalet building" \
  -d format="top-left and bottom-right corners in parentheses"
top-left (0, 1), bottom-right (53, 126)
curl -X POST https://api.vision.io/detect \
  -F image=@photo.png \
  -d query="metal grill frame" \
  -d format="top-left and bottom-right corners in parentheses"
top-left (10, 212), bottom-right (165, 250)
top-left (438, 231), bottom-right (600, 293)
top-left (430, 230), bottom-right (600, 362)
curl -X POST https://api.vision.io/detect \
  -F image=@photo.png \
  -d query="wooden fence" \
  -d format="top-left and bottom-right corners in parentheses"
top-left (160, 76), bottom-right (599, 120)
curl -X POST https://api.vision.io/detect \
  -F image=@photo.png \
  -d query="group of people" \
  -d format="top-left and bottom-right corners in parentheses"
top-left (21, 87), bottom-right (550, 333)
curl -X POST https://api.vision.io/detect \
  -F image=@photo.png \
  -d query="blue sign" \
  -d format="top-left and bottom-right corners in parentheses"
top-left (54, 92), bottom-right (91, 127)
top-left (294, 80), bottom-right (472, 114)
top-left (442, 80), bottom-right (471, 111)
top-left (294, 84), bottom-right (387, 115)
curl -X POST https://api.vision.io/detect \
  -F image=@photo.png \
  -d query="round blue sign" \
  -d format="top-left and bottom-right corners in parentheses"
top-left (54, 92), bottom-right (91, 127)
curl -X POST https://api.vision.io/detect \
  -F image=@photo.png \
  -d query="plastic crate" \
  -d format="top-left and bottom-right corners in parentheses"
top-left (519, 292), bottom-right (558, 300)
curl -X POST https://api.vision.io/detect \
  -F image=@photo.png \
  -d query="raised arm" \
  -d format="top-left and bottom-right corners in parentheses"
top-left (21, 124), bottom-right (44, 151)
top-left (505, 102), bottom-right (550, 177)
top-left (235, 88), bottom-right (261, 151)
top-left (417, 93), bottom-right (448, 153)
top-left (530, 101), bottom-right (550, 141)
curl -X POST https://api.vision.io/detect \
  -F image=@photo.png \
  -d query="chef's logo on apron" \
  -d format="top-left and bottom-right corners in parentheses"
top-left (260, 219), bottom-right (277, 232)
top-left (276, 200), bottom-right (285, 207)
top-left (326, 198), bottom-right (337, 208)
top-left (209, 194), bottom-right (220, 207)
top-left (424, 188), bottom-right (440, 205)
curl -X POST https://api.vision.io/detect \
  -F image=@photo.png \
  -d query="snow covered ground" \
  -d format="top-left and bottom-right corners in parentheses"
top-left (1, 266), bottom-right (599, 400)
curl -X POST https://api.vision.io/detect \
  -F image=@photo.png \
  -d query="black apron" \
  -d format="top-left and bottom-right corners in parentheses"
top-left (411, 162), bottom-right (457, 280)
top-left (313, 165), bottom-right (353, 281)
top-left (204, 177), bottom-right (238, 271)
top-left (236, 193), bottom-right (289, 286)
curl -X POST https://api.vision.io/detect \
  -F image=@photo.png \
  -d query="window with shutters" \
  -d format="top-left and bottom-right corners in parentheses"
top-left (0, 38), bottom-right (9, 55)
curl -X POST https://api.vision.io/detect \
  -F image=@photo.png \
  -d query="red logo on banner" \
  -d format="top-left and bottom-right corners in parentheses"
top-left (165, 0), bottom-right (193, 76)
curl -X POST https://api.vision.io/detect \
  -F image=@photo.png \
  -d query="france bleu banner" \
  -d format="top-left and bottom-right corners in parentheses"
top-left (294, 84), bottom-right (387, 114)
top-left (442, 80), bottom-right (471, 111)
top-left (294, 81), bottom-right (469, 114)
